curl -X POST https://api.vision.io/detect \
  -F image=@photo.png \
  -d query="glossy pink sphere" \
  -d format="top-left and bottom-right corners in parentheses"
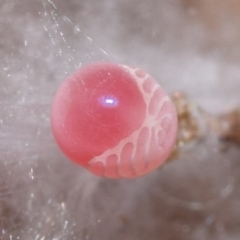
top-left (51, 62), bottom-right (178, 179)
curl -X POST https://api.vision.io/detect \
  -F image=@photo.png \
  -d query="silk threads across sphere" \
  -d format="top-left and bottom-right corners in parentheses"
top-left (51, 62), bottom-right (178, 179)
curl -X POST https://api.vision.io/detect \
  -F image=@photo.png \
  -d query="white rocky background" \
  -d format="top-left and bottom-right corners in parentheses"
top-left (1, 0), bottom-right (240, 239)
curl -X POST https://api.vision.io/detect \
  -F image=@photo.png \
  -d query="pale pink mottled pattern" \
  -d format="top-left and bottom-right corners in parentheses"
top-left (87, 65), bottom-right (178, 178)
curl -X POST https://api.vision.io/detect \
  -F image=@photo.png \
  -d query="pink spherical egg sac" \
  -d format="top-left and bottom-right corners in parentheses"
top-left (51, 62), bottom-right (178, 179)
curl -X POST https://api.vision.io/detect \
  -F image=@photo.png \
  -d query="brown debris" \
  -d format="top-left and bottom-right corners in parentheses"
top-left (167, 92), bottom-right (201, 160)
top-left (211, 109), bottom-right (240, 144)
top-left (167, 92), bottom-right (240, 161)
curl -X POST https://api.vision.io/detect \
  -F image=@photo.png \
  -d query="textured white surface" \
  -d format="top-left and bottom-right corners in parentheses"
top-left (1, 0), bottom-right (240, 239)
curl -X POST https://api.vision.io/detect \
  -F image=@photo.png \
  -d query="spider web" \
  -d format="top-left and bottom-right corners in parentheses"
top-left (0, 0), bottom-right (240, 239)
top-left (0, 1), bottom-right (117, 239)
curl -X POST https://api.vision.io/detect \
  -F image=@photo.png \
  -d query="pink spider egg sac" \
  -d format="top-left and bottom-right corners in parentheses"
top-left (51, 62), bottom-right (178, 179)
